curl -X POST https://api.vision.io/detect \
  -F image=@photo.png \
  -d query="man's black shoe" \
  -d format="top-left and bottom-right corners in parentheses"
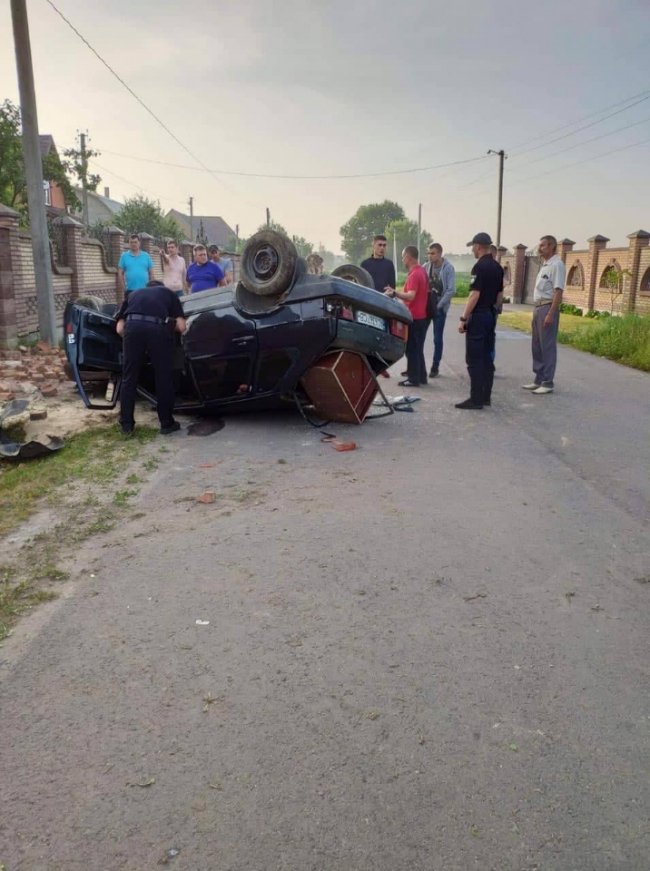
top-left (429, 365), bottom-right (439, 378)
top-left (455, 398), bottom-right (483, 410)
top-left (120, 424), bottom-right (134, 437)
top-left (483, 398), bottom-right (491, 406)
top-left (160, 420), bottom-right (181, 435)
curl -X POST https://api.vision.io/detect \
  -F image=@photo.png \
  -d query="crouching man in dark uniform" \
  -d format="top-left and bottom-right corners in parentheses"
top-left (115, 280), bottom-right (187, 435)
top-left (456, 232), bottom-right (503, 409)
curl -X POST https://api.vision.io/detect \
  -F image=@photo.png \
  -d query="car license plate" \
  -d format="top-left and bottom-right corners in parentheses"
top-left (356, 311), bottom-right (386, 330)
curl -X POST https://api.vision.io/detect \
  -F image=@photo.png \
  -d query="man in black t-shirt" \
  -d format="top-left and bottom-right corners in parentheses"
top-left (360, 234), bottom-right (396, 295)
top-left (115, 281), bottom-right (187, 435)
top-left (455, 232), bottom-right (504, 409)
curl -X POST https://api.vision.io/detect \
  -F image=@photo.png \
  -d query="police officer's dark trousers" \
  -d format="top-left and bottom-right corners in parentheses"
top-left (120, 322), bottom-right (175, 429)
top-left (465, 310), bottom-right (496, 405)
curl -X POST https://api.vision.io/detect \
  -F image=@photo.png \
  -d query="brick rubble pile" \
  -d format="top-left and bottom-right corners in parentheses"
top-left (0, 342), bottom-right (70, 404)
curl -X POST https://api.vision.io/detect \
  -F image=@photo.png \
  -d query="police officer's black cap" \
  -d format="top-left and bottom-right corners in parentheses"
top-left (467, 232), bottom-right (493, 246)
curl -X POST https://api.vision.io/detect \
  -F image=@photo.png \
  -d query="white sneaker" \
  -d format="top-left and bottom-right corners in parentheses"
top-left (522, 383), bottom-right (540, 390)
top-left (532, 385), bottom-right (553, 394)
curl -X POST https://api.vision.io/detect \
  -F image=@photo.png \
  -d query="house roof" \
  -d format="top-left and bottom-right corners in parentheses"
top-left (39, 134), bottom-right (58, 158)
top-left (74, 188), bottom-right (123, 215)
top-left (166, 209), bottom-right (235, 247)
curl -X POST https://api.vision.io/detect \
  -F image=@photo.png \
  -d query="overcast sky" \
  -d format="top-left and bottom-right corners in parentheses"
top-left (1, 0), bottom-right (648, 254)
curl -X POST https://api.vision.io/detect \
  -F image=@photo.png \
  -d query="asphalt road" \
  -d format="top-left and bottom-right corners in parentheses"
top-left (2, 319), bottom-right (649, 871)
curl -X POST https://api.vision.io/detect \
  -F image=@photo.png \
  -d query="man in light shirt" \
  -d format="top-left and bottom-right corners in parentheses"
top-left (522, 235), bottom-right (566, 395)
top-left (160, 240), bottom-right (187, 296)
top-left (208, 245), bottom-right (234, 285)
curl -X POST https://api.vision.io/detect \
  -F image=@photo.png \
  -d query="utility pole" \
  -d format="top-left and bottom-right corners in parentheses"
top-left (11, 0), bottom-right (57, 344)
top-left (266, 207), bottom-right (270, 229)
top-left (487, 149), bottom-right (506, 247)
top-left (188, 196), bottom-right (194, 240)
top-left (417, 203), bottom-right (422, 257)
top-left (79, 131), bottom-right (89, 231)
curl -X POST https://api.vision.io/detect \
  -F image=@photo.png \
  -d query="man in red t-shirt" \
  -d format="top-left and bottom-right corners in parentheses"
top-left (385, 245), bottom-right (429, 387)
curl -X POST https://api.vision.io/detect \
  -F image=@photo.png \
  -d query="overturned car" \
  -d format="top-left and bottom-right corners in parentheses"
top-left (64, 231), bottom-right (411, 424)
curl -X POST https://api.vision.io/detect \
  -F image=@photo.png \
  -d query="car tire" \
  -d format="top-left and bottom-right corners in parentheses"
top-left (75, 295), bottom-right (104, 311)
top-left (240, 230), bottom-right (298, 297)
top-left (331, 264), bottom-right (375, 289)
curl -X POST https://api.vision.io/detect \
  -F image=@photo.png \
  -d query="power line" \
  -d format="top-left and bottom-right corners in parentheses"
top-left (44, 0), bottom-right (257, 206)
top-left (510, 92), bottom-right (650, 158)
top-left (507, 88), bottom-right (650, 154)
top-left (98, 148), bottom-right (489, 180)
top-left (89, 159), bottom-right (183, 209)
top-left (508, 135), bottom-right (650, 188)
top-left (46, 1), bottom-right (487, 183)
top-left (510, 114), bottom-right (650, 171)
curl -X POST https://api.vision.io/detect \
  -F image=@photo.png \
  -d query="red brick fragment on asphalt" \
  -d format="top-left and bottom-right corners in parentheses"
top-left (197, 491), bottom-right (216, 504)
top-left (40, 383), bottom-right (58, 397)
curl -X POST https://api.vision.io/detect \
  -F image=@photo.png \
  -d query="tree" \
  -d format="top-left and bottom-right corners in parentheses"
top-left (115, 194), bottom-right (182, 239)
top-left (256, 220), bottom-right (287, 235)
top-left (0, 98), bottom-right (80, 216)
top-left (384, 218), bottom-right (432, 262)
top-left (339, 200), bottom-right (405, 262)
top-left (0, 99), bottom-right (25, 211)
top-left (291, 235), bottom-right (313, 258)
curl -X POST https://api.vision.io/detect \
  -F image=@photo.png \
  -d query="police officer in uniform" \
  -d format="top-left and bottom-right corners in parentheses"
top-left (115, 280), bottom-right (186, 435)
top-left (456, 232), bottom-right (504, 409)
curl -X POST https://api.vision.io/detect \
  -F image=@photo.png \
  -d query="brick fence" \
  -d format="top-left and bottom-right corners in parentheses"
top-left (499, 230), bottom-right (650, 315)
top-left (0, 203), bottom-right (240, 346)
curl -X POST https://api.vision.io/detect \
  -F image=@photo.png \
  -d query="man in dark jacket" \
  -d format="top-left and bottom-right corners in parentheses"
top-left (115, 281), bottom-right (186, 435)
top-left (361, 235), bottom-right (396, 294)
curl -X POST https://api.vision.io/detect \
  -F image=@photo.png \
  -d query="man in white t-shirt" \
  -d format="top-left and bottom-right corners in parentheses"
top-left (522, 235), bottom-right (566, 395)
top-left (160, 240), bottom-right (187, 296)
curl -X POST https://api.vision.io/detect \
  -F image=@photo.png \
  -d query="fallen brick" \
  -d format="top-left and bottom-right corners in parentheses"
top-left (34, 340), bottom-right (52, 354)
top-left (30, 407), bottom-right (48, 421)
top-left (0, 391), bottom-right (16, 402)
top-left (40, 383), bottom-right (59, 397)
top-left (197, 491), bottom-right (216, 504)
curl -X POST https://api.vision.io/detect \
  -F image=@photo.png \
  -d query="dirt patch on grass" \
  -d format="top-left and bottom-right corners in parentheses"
top-left (0, 421), bottom-right (163, 640)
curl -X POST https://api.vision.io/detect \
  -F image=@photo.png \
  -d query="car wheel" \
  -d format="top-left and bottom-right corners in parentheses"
top-left (75, 295), bottom-right (104, 311)
top-left (331, 264), bottom-right (374, 288)
top-left (240, 230), bottom-right (298, 297)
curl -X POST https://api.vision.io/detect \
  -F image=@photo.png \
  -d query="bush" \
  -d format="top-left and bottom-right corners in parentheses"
top-left (566, 314), bottom-right (650, 371)
top-left (560, 302), bottom-right (583, 316)
top-left (584, 309), bottom-right (611, 319)
top-left (455, 273), bottom-right (471, 298)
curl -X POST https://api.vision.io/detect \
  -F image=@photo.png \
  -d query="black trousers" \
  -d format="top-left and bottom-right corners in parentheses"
top-left (120, 322), bottom-right (176, 428)
top-left (406, 318), bottom-right (429, 385)
top-left (465, 309), bottom-right (496, 404)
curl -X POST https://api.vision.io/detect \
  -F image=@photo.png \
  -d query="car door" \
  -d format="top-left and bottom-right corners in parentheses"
top-left (64, 302), bottom-right (122, 409)
top-left (183, 308), bottom-right (258, 402)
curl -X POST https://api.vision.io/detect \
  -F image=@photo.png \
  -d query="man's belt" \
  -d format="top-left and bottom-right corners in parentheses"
top-left (127, 314), bottom-right (167, 324)
top-left (534, 300), bottom-right (552, 307)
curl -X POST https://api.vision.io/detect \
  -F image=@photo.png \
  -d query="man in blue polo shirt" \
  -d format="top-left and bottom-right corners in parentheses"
top-left (118, 234), bottom-right (155, 294)
top-left (186, 244), bottom-right (225, 293)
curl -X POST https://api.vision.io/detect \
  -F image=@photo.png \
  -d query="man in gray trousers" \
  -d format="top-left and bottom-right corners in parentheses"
top-left (522, 235), bottom-right (566, 394)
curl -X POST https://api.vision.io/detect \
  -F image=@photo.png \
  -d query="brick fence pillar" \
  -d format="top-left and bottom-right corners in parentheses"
top-left (107, 226), bottom-right (125, 298)
top-left (557, 238), bottom-right (575, 263)
top-left (497, 245), bottom-right (507, 263)
top-left (0, 203), bottom-right (21, 348)
top-left (511, 243), bottom-right (527, 303)
top-left (626, 230), bottom-right (650, 314)
top-left (180, 240), bottom-right (193, 266)
top-left (53, 215), bottom-right (86, 299)
top-left (140, 232), bottom-right (154, 255)
top-left (586, 235), bottom-right (609, 312)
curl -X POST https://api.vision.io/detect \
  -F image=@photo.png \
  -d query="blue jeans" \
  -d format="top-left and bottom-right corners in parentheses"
top-left (432, 309), bottom-right (447, 367)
